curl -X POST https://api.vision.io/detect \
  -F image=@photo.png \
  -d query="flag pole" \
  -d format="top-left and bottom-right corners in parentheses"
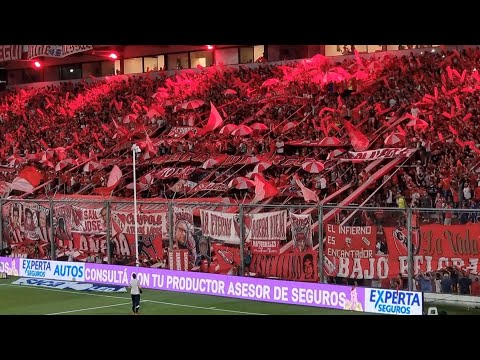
top-left (132, 144), bottom-right (141, 267)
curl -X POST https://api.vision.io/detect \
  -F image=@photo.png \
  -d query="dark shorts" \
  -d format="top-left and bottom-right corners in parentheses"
top-left (131, 294), bottom-right (141, 309)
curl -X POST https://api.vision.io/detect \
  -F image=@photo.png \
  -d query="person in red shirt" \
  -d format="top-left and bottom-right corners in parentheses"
top-left (451, 185), bottom-right (459, 209)
top-left (471, 277), bottom-right (480, 296)
top-left (474, 186), bottom-right (480, 202)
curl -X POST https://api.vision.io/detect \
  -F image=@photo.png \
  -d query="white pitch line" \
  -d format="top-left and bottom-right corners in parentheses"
top-left (46, 302), bottom-right (131, 315)
top-left (142, 299), bottom-right (267, 315)
top-left (5, 284), bottom-right (267, 315)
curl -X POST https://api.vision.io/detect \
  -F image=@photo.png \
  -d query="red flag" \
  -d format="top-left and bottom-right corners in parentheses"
top-left (55, 147), bottom-right (67, 161)
top-left (446, 66), bottom-right (453, 81)
top-left (396, 126), bottom-right (406, 136)
top-left (198, 102), bottom-right (223, 135)
top-left (448, 88), bottom-right (458, 96)
top-left (8, 177), bottom-right (34, 193)
top-left (449, 125), bottom-right (458, 136)
top-left (114, 100), bottom-right (123, 112)
top-left (343, 119), bottom-right (369, 151)
top-left (438, 132), bottom-right (444, 142)
top-left (93, 165), bottom-right (122, 196)
top-left (18, 166), bottom-right (43, 187)
top-left (96, 141), bottom-right (105, 152)
top-left (294, 174), bottom-right (319, 203)
top-left (318, 107), bottom-right (337, 116)
top-left (463, 113), bottom-right (473, 122)
top-left (454, 95), bottom-right (462, 110)
top-left (442, 112), bottom-right (453, 119)
top-left (251, 173), bottom-right (279, 203)
top-left (337, 95), bottom-right (343, 108)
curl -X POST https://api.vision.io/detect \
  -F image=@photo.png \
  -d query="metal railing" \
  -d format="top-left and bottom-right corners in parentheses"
top-left (1, 198), bottom-right (479, 296)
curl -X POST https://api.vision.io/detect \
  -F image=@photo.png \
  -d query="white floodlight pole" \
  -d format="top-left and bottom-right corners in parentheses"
top-left (131, 143), bottom-right (141, 267)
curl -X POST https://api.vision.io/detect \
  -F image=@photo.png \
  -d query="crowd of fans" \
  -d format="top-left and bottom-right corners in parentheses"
top-left (0, 46), bottom-right (480, 228)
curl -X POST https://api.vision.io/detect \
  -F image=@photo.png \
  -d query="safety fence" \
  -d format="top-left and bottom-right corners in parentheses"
top-left (0, 197), bottom-right (478, 296)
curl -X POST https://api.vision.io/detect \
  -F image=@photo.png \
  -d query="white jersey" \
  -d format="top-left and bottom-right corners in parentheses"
top-left (130, 278), bottom-right (141, 295)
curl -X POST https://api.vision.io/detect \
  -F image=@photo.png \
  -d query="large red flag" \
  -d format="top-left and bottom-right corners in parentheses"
top-left (251, 173), bottom-right (279, 203)
top-left (198, 102), bottom-right (223, 135)
top-left (294, 174), bottom-right (319, 203)
top-left (343, 119), bottom-right (369, 151)
top-left (93, 165), bottom-right (123, 196)
top-left (18, 166), bottom-right (43, 187)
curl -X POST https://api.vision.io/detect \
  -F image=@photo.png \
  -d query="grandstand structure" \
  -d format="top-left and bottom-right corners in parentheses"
top-left (1, 44), bottom-right (479, 295)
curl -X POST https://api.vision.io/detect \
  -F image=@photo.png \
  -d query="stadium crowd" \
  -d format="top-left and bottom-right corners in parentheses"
top-left (0, 47), bottom-right (480, 228)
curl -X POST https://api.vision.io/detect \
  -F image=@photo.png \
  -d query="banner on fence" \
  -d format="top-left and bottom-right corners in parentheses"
top-left (70, 205), bottom-right (106, 234)
top-left (290, 213), bottom-right (313, 252)
top-left (111, 209), bottom-right (164, 262)
top-left (200, 209), bottom-right (240, 244)
top-left (2, 201), bottom-right (52, 259)
top-left (250, 240), bottom-right (280, 254)
top-left (324, 224), bottom-right (378, 277)
top-left (245, 210), bottom-right (287, 242)
top-left (173, 207), bottom-right (196, 267)
top-left (168, 249), bottom-right (189, 271)
top-left (250, 250), bottom-right (318, 282)
top-left (384, 223), bottom-right (480, 276)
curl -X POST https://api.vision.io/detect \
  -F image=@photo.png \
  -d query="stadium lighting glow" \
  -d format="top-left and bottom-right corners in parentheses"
top-left (34, 61), bottom-right (41, 68)
top-left (431, 49), bottom-right (435, 53)
top-left (69, 69), bottom-right (74, 73)
top-left (207, 45), bottom-right (214, 50)
top-left (109, 53), bottom-right (118, 60)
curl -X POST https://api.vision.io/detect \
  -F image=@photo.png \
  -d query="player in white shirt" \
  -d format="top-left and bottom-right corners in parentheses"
top-left (129, 273), bottom-right (142, 315)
